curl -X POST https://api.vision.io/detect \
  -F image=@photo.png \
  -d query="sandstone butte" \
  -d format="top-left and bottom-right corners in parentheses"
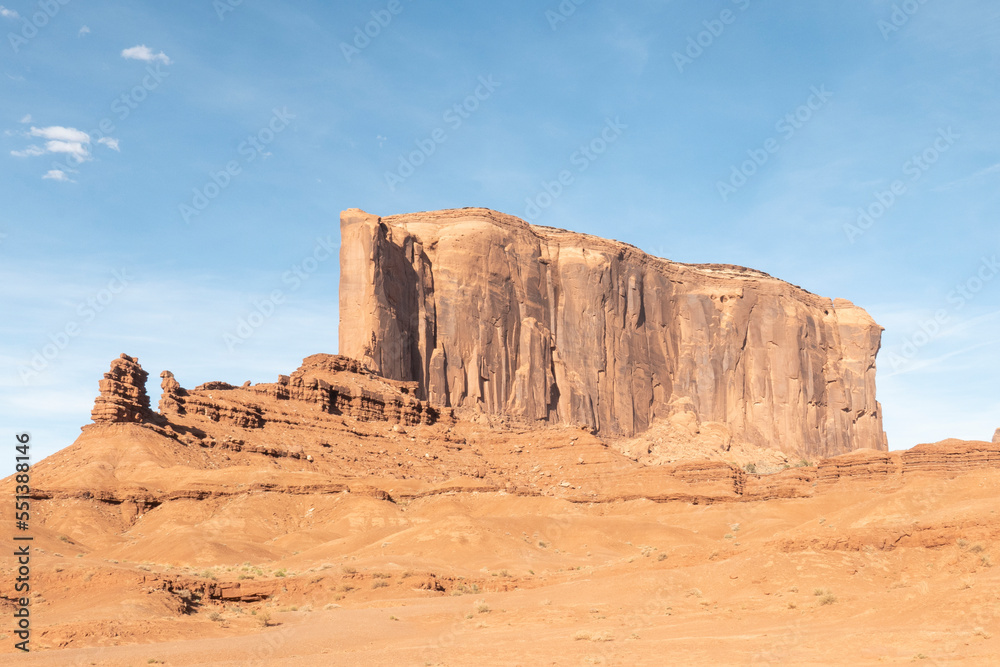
top-left (340, 207), bottom-right (887, 460)
top-left (3, 208), bottom-right (1000, 665)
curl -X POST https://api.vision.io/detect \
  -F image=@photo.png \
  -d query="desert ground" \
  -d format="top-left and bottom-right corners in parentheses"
top-left (3, 387), bottom-right (999, 665)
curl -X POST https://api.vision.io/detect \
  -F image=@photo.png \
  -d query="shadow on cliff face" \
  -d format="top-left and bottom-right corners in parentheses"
top-left (373, 220), bottom-right (425, 396)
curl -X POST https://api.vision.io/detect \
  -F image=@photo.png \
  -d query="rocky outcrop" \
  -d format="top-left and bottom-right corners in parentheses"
top-left (158, 371), bottom-right (187, 415)
top-left (95, 353), bottom-right (440, 432)
top-left (290, 354), bottom-right (431, 421)
top-left (899, 439), bottom-right (1000, 474)
top-left (814, 439), bottom-right (1000, 484)
top-left (338, 208), bottom-right (887, 459)
top-left (159, 373), bottom-right (266, 429)
top-left (90, 354), bottom-right (151, 424)
top-left (816, 449), bottom-right (899, 484)
top-left (993, 428), bottom-right (1000, 444)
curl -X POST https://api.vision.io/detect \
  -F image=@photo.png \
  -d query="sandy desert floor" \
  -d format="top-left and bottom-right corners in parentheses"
top-left (3, 463), bottom-right (999, 666)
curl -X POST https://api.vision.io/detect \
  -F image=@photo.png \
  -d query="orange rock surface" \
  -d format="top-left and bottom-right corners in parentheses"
top-left (340, 208), bottom-right (886, 459)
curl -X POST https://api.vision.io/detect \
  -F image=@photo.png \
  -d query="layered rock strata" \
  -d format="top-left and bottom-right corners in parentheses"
top-left (338, 208), bottom-right (887, 458)
top-left (91, 354), bottom-right (152, 423)
top-left (93, 353), bottom-right (439, 435)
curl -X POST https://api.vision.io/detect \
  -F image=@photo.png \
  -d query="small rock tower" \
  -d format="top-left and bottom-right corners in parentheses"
top-left (91, 353), bottom-right (151, 423)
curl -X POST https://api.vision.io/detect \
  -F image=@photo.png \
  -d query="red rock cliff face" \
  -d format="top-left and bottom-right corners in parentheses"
top-left (338, 208), bottom-right (887, 458)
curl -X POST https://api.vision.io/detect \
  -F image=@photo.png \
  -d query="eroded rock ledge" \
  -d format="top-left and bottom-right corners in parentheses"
top-left (61, 354), bottom-right (1000, 511)
top-left (90, 352), bottom-right (443, 437)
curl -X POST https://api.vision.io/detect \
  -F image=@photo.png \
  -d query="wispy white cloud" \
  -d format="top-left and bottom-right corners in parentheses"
top-left (15, 126), bottom-right (93, 161)
top-left (121, 44), bottom-right (172, 65)
top-left (78, 25), bottom-right (90, 37)
top-left (935, 162), bottom-right (1000, 192)
top-left (11, 145), bottom-right (44, 157)
top-left (0, 6), bottom-right (18, 19)
top-left (880, 307), bottom-right (1000, 380)
top-left (882, 341), bottom-right (994, 378)
top-left (11, 125), bottom-right (117, 178)
top-left (19, 114), bottom-right (31, 124)
top-left (44, 140), bottom-right (90, 159)
top-left (42, 169), bottom-right (71, 182)
top-left (29, 125), bottom-right (90, 143)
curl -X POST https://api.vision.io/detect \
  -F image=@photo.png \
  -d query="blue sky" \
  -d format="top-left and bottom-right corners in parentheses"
top-left (2, 0), bottom-right (998, 469)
